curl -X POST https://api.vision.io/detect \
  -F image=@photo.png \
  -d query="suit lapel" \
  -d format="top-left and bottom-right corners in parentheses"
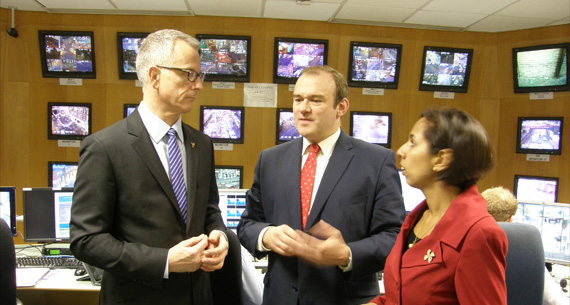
top-left (305, 132), bottom-right (354, 231)
top-left (285, 140), bottom-right (304, 230)
top-left (182, 124), bottom-right (198, 229)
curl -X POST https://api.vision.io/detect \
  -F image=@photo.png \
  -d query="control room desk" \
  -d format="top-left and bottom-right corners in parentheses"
top-left (17, 269), bottom-right (100, 305)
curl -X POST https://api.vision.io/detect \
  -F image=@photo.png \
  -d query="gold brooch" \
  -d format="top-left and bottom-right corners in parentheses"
top-left (424, 249), bottom-right (435, 263)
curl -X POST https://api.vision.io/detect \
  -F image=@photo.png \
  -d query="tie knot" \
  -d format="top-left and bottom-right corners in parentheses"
top-left (309, 144), bottom-right (320, 154)
top-left (168, 128), bottom-right (177, 139)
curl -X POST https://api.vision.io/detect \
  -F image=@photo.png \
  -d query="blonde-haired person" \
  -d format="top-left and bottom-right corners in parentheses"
top-left (481, 186), bottom-right (567, 305)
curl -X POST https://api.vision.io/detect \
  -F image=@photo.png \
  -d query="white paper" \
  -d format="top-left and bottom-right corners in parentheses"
top-left (16, 267), bottom-right (50, 287)
top-left (244, 83), bottom-right (278, 108)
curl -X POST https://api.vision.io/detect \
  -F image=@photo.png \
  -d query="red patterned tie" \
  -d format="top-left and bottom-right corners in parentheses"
top-left (301, 144), bottom-right (320, 230)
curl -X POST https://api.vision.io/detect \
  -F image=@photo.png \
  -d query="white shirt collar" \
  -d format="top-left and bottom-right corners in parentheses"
top-left (302, 128), bottom-right (341, 158)
top-left (138, 101), bottom-right (184, 144)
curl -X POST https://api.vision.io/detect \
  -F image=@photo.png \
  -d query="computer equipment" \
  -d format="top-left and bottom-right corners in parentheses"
top-left (0, 186), bottom-right (17, 236)
top-left (218, 189), bottom-right (247, 232)
top-left (16, 256), bottom-right (83, 269)
top-left (22, 187), bottom-right (74, 242)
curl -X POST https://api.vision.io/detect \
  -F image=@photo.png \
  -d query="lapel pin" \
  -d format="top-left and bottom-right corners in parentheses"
top-left (191, 142), bottom-right (195, 148)
top-left (424, 249), bottom-right (435, 263)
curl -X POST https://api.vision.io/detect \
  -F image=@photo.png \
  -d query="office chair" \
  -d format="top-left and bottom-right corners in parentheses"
top-left (0, 221), bottom-right (17, 305)
top-left (498, 222), bottom-right (545, 305)
top-left (210, 230), bottom-right (244, 305)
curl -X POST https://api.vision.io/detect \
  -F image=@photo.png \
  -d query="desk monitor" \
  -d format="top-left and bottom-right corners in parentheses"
top-left (0, 186), bottom-right (17, 236)
top-left (513, 201), bottom-right (570, 265)
top-left (398, 170), bottom-right (425, 213)
top-left (276, 108), bottom-right (301, 144)
top-left (23, 187), bottom-right (74, 242)
top-left (48, 161), bottom-right (78, 188)
top-left (514, 175), bottom-right (558, 203)
top-left (218, 189), bottom-right (247, 232)
top-left (215, 166), bottom-right (243, 189)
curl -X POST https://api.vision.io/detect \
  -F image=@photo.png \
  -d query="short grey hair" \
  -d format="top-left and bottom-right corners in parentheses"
top-left (482, 186), bottom-right (518, 222)
top-left (136, 29), bottom-right (200, 84)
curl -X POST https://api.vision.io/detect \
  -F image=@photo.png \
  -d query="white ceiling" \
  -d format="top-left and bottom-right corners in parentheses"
top-left (1, 0), bottom-right (569, 33)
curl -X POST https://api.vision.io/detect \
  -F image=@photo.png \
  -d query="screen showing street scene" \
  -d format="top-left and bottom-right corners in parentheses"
top-left (202, 109), bottom-right (242, 140)
top-left (276, 41), bottom-right (325, 78)
top-left (516, 47), bottom-right (567, 88)
top-left (43, 34), bottom-right (93, 72)
top-left (352, 114), bottom-right (390, 145)
top-left (51, 164), bottom-right (78, 188)
top-left (351, 46), bottom-right (399, 83)
top-left (121, 36), bottom-right (145, 73)
top-left (50, 105), bottom-right (90, 136)
top-left (519, 119), bottom-right (562, 150)
top-left (215, 168), bottom-right (241, 189)
top-left (199, 38), bottom-right (248, 76)
top-left (422, 50), bottom-right (469, 87)
top-left (278, 111), bottom-right (301, 142)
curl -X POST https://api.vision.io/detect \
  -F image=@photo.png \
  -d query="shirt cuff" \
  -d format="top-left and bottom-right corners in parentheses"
top-left (256, 226), bottom-right (273, 252)
top-left (338, 247), bottom-right (353, 272)
top-left (164, 250), bottom-right (170, 279)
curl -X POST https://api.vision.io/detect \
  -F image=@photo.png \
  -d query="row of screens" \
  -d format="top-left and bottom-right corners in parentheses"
top-left (51, 102), bottom-right (565, 156)
top-left (38, 30), bottom-right (570, 93)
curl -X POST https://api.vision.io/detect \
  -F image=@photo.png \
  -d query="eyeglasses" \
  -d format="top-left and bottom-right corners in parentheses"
top-left (156, 65), bottom-right (206, 82)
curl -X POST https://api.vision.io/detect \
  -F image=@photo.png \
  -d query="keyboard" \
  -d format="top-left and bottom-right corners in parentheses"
top-left (16, 256), bottom-right (83, 269)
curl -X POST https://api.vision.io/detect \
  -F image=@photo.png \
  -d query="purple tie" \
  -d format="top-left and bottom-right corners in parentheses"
top-left (167, 128), bottom-right (187, 223)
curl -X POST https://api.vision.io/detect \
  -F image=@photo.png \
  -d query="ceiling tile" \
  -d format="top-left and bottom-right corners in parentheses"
top-left (189, 0), bottom-right (262, 18)
top-left (406, 10), bottom-right (485, 28)
top-left (496, 0), bottom-right (570, 20)
top-left (423, 0), bottom-right (517, 14)
top-left (467, 15), bottom-right (554, 33)
top-left (37, 0), bottom-right (115, 10)
top-left (264, 1), bottom-right (340, 21)
top-left (336, 4), bottom-right (416, 23)
top-left (0, 0), bottom-right (45, 11)
top-left (345, 0), bottom-right (430, 9)
top-left (113, 0), bottom-right (189, 11)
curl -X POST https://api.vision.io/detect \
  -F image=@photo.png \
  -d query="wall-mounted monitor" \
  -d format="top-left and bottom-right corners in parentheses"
top-left (48, 161), bottom-right (79, 188)
top-left (123, 104), bottom-right (138, 118)
top-left (276, 108), bottom-right (301, 144)
top-left (512, 43), bottom-right (569, 93)
top-left (0, 186), bottom-right (17, 237)
top-left (516, 117), bottom-right (563, 155)
top-left (349, 111), bottom-right (392, 148)
top-left (218, 189), bottom-right (247, 232)
top-left (513, 201), bottom-right (570, 265)
top-left (215, 166), bottom-right (243, 189)
top-left (513, 175), bottom-right (558, 203)
top-left (347, 41), bottom-right (402, 89)
top-left (419, 46), bottom-right (473, 93)
top-left (196, 34), bottom-right (251, 83)
top-left (200, 106), bottom-right (244, 144)
top-left (117, 32), bottom-right (149, 80)
top-left (22, 187), bottom-right (74, 242)
top-left (48, 102), bottom-right (92, 140)
top-left (38, 30), bottom-right (96, 79)
top-left (273, 37), bottom-right (328, 84)
top-left (398, 170), bottom-right (425, 213)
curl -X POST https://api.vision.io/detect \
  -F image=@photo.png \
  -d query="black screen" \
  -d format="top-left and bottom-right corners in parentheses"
top-left (23, 187), bottom-right (74, 242)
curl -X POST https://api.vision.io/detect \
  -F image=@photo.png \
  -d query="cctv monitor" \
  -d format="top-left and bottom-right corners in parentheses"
top-left (348, 41), bottom-right (402, 89)
top-left (48, 161), bottom-right (79, 188)
top-left (419, 46), bottom-right (473, 93)
top-left (123, 104), bottom-right (138, 118)
top-left (48, 102), bottom-right (92, 140)
top-left (512, 43), bottom-right (569, 93)
top-left (196, 34), bottom-right (251, 83)
top-left (38, 30), bottom-right (96, 79)
top-left (516, 117), bottom-right (563, 155)
top-left (0, 187), bottom-right (17, 236)
top-left (349, 111), bottom-right (392, 148)
top-left (276, 108), bottom-right (301, 144)
top-left (200, 106), bottom-right (245, 144)
top-left (215, 166), bottom-right (243, 189)
top-left (117, 32), bottom-right (149, 80)
top-left (22, 187), bottom-right (74, 242)
top-left (513, 175), bottom-right (558, 203)
top-left (273, 37), bottom-right (328, 84)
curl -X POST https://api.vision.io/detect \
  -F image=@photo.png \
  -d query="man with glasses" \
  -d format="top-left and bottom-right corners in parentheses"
top-left (70, 29), bottom-right (228, 305)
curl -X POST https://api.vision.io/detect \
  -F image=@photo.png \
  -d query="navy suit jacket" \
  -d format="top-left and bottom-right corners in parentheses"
top-left (70, 110), bottom-right (225, 305)
top-left (238, 131), bottom-right (405, 305)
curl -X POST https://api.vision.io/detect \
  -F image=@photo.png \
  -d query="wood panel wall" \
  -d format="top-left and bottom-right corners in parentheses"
top-left (1, 9), bottom-right (568, 245)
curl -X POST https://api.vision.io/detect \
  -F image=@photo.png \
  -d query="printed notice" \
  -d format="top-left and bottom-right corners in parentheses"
top-left (244, 83), bottom-right (278, 108)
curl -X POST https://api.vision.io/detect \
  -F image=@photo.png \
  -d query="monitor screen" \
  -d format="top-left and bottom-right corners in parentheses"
top-left (215, 166), bottom-right (243, 189)
top-left (48, 102), bottom-right (92, 140)
top-left (514, 175), bottom-right (558, 203)
top-left (200, 106), bottom-right (244, 144)
top-left (516, 117), bottom-right (563, 155)
top-left (512, 43), bottom-right (569, 93)
top-left (349, 111), bottom-right (392, 148)
top-left (23, 187), bottom-right (74, 242)
top-left (218, 189), bottom-right (248, 232)
top-left (347, 41), bottom-right (402, 89)
top-left (117, 32), bottom-right (149, 80)
top-left (196, 34), bottom-right (251, 83)
top-left (419, 46), bottom-right (473, 93)
top-left (48, 161), bottom-right (79, 188)
top-left (273, 37), bottom-right (328, 84)
top-left (123, 104), bottom-right (138, 118)
top-left (513, 201), bottom-right (570, 265)
top-left (398, 170), bottom-right (425, 213)
top-left (38, 30), bottom-right (96, 79)
top-left (0, 187), bottom-right (17, 237)
top-left (276, 108), bottom-right (301, 144)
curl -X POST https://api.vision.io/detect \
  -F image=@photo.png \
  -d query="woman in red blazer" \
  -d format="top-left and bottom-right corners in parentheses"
top-left (365, 106), bottom-right (508, 305)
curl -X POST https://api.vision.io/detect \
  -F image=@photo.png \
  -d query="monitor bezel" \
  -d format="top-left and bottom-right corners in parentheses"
top-left (418, 45), bottom-right (473, 93)
top-left (47, 161), bottom-right (79, 188)
top-left (349, 111), bottom-right (392, 148)
top-left (196, 34), bottom-right (251, 83)
top-left (0, 186), bottom-right (17, 237)
top-left (199, 105), bottom-right (245, 144)
top-left (22, 187), bottom-right (75, 243)
top-left (38, 30), bottom-right (96, 79)
top-left (513, 174), bottom-right (559, 203)
top-left (512, 42), bottom-right (569, 93)
top-left (47, 102), bottom-right (92, 141)
top-left (214, 165), bottom-right (244, 189)
top-left (275, 108), bottom-right (301, 145)
top-left (273, 37), bottom-right (329, 84)
top-left (123, 103), bottom-right (138, 118)
top-left (347, 41), bottom-right (403, 89)
top-left (116, 32), bottom-right (149, 80)
top-left (516, 116), bottom-right (563, 155)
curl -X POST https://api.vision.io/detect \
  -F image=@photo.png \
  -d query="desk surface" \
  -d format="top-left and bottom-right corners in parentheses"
top-left (17, 269), bottom-right (100, 292)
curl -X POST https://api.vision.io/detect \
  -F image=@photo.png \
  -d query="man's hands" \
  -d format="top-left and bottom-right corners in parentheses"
top-left (262, 220), bottom-right (350, 267)
top-left (168, 231), bottom-right (229, 273)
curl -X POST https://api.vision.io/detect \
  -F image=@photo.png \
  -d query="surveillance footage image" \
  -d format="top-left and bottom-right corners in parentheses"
top-left (277, 42), bottom-right (325, 78)
top-left (422, 50), bottom-right (469, 87)
top-left (50, 106), bottom-right (90, 137)
top-left (44, 35), bottom-right (93, 73)
top-left (520, 119), bottom-right (562, 151)
top-left (202, 109), bottom-right (242, 140)
top-left (351, 46), bottom-right (398, 83)
top-left (199, 38), bottom-right (248, 76)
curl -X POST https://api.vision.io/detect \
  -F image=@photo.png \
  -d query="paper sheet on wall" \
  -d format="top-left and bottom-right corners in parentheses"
top-left (243, 83), bottom-right (278, 108)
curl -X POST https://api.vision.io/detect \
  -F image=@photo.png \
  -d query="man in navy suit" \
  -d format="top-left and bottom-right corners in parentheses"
top-left (238, 66), bottom-right (405, 305)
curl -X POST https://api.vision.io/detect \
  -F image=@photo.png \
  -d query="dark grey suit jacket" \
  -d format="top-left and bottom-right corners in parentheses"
top-left (70, 110), bottom-right (225, 305)
top-left (238, 131), bottom-right (405, 305)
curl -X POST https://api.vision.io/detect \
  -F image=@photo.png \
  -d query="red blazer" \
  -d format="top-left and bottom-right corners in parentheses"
top-left (370, 185), bottom-right (508, 305)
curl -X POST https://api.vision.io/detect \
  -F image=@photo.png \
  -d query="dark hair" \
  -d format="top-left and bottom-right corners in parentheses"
top-left (300, 65), bottom-right (348, 107)
top-left (421, 106), bottom-right (494, 190)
